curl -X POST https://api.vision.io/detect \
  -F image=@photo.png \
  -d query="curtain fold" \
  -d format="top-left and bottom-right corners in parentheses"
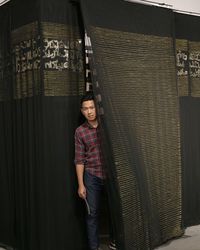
top-left (1, 0), bottom-right (87, 249)
top-left (0, 3), bottom-right (15, 248)
top-left (80, 0), bottom-right (183, 249)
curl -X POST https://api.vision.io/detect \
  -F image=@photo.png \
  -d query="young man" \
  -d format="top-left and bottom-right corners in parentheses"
top-left (74, 92), bottom-right (116, 250)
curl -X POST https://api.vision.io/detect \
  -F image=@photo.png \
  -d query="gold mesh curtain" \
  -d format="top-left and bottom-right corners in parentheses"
top-left (11, 2), bottom-right (85, 99)
top-left (80, 0), bottom-right (183, 249)
top-left (41, 22), bottom-right (84, 96)
top-left (11, 21), bottom-right (41, 99)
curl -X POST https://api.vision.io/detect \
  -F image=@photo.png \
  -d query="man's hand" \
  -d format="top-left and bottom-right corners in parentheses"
top-left (78, 184), bottom-right (86, 199)
top-left (75, 164), bottom-right (86, 199)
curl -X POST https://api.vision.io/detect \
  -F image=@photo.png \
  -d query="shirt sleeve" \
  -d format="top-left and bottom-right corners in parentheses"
top-left (74, 129), bottom-right (85, 165)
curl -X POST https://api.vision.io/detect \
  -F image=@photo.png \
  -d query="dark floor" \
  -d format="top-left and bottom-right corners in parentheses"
top-left (1, 225), bottom-right (200, 250)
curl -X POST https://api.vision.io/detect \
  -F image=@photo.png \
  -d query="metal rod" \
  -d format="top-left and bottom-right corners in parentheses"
top-left (174, 8), bottom-right (200, 16)
top-left (124, 0), bottom-right (172, 8)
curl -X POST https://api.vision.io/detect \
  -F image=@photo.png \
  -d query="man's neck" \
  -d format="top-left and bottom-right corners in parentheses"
top-left (87, 119), bottom-right (98, 128)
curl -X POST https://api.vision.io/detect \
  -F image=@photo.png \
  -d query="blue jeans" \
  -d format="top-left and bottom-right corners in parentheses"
top-left (84, 171), bottom-right (104, 250)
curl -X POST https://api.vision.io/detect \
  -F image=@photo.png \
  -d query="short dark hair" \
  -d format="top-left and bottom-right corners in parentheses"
top-left (80, 91), bottom-right (94, 106)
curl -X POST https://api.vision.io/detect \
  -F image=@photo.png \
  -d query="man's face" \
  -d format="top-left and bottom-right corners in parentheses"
top-left (81, 100), bottom-right (97, 122)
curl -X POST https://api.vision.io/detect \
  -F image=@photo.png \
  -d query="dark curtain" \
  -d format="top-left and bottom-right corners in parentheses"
top-left (80, 0), bottom-right (183, 249)
top-left (2, 1), bottom-right (200, 250)
top-left (1, 0), bottom-right (88, 249)
top-left (0, 2), bottom-right (15, 248)
top-left (175, 13), bottom-right (200, 227)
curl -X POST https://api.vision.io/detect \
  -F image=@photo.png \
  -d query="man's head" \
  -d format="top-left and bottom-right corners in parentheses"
top-left (80, 92), bottom-right (97, 122)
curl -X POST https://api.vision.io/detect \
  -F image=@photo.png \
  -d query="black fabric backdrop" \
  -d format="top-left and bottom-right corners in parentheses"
top-left (1, 1), bottom-right (200, 250)
top-left (0, 2), bottom-right (15, 248)
top-left (175, 13), bottom-right (200, 227)
top-left (1, 0), bottom-right (87, 250)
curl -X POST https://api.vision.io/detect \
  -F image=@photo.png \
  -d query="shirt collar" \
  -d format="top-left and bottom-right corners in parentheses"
top-left (84, 121), bottom-right (98, 129)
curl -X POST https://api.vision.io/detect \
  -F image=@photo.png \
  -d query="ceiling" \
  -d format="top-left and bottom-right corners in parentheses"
top-left (0, 0), bottom-right (200, 16)
top-left (125, 0), bottom-right (200, 15)
top-left (0, 0), bottom-right (9, 6)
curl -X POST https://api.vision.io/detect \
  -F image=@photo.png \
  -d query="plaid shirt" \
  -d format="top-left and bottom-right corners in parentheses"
top-left (74, 121), bottom-right (105, 179)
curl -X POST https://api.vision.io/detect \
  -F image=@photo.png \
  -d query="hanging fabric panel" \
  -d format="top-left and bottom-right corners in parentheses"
top-left (10, 0), bottom-right (87, 249)
top-left (0, 3), bottom-right (15, 248)
top-left (80, 0), bottom-right (183, 249)
top-left (175, 13), bottom-right (200, 227)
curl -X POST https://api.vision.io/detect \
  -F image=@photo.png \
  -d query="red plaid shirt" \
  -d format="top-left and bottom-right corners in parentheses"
top-left (74, 121), bottom-right (105, 179)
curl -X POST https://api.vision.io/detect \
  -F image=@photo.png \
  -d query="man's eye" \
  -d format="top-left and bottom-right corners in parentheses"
top-left (82, 107), bottom-right (95, 111)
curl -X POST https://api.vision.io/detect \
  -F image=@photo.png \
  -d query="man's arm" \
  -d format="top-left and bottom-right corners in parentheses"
top-left (76, 164), bottom-right (86, 199)
top-left (74, 129), bottom-right (86, 199)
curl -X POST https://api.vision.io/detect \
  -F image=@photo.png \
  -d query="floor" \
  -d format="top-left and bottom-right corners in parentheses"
top-left (101, 225), bottom-right (200, 249)
top-left (1, 225), bottom-right (200, 250)
top-left (155, 225), bottom-right (200, 250)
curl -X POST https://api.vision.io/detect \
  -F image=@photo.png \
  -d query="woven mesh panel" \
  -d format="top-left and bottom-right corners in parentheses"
top-left (189, 41), bottom-right (200, 97)
top-left (11, 21), bottom-right (85, 99)
top-left (89, 26), bottom-right (183, 249)
top-left (0, 4), bottom-right (12, 101)
top-left (176, 39), bottom-right (200, 97)
top-left (176, 39), bottom-right (189, 97)
top-left (41, 22), bottom-right (85, 96)
top-left (11, 22), bottom-right (42, 99)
